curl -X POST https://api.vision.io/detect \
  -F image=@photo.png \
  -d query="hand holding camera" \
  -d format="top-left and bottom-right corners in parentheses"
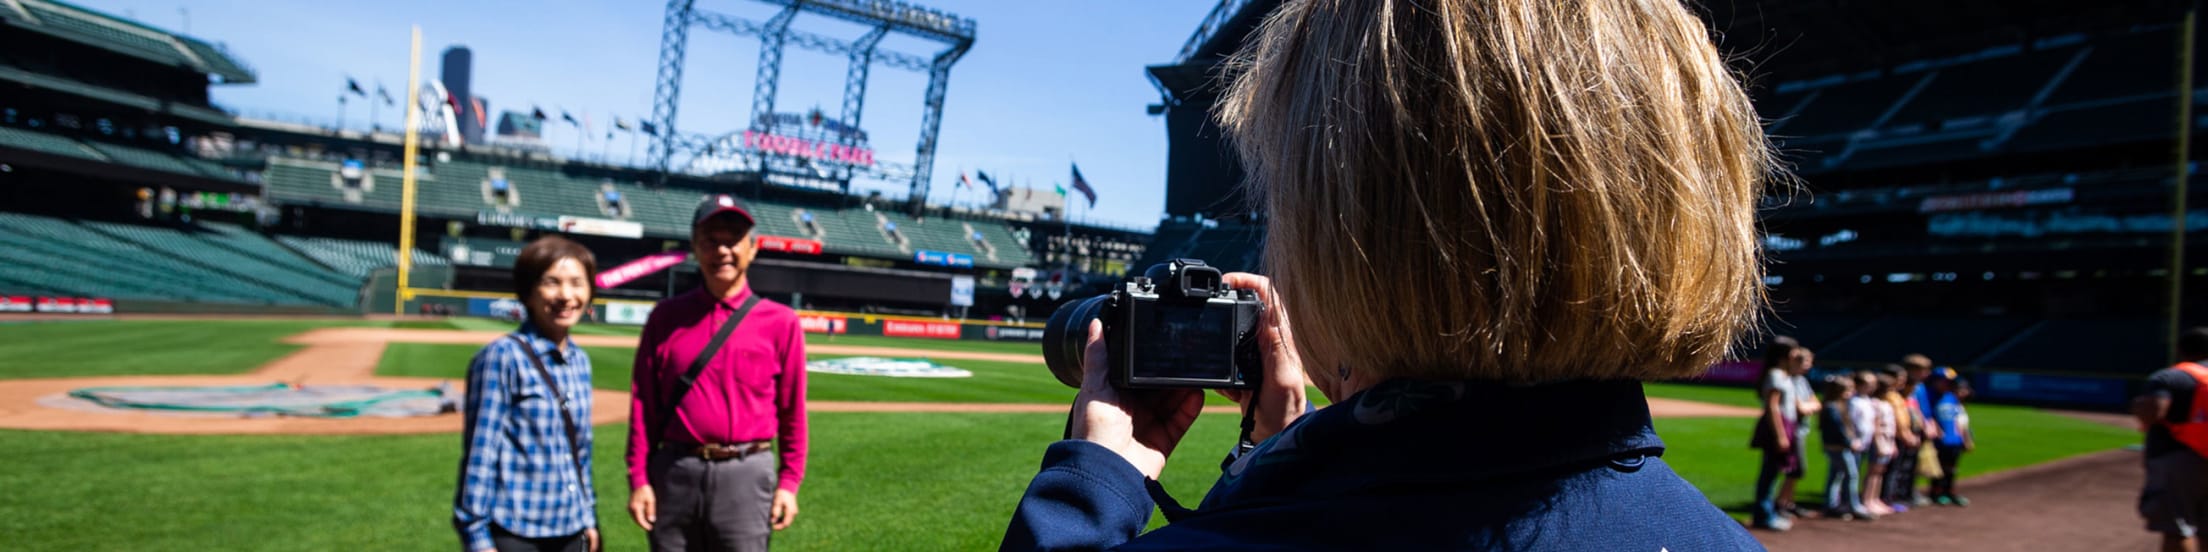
top-left (1049, 261), bottom-right (1309, 477)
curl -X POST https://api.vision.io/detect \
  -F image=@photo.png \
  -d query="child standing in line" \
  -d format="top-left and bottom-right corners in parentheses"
top-left (1859, 371), bottom-right (1899, 516)
top-left (1926, 368), bottom-right (1976, 506)
top-left (1877, 366), bottom-right (1915, 513)
top-left (1820, 377), bottom-right (1872, 520)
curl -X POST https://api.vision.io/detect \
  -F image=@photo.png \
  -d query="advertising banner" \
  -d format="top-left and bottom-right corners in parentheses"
top-left (467, 297), bottom-right (526, 321)
top-left (441, 236), bottom-right (526, 268)
top-left (758, 235), bottom-right (824, 255)
top-left (981, 325), bottom-right (1046, 341)
top-left (0, 295), bottom-right (30, 312)
top-left (914, 250), bottom-right (975, 268)
top-left (950, 276), bottom-right (975, 307)
top-left (882, 319), bottom-right (961, 339)
top-left (1918, 187), bottom-right (2074, 213)
top-left (557, 216), bottom-right (645, 239)
top-left (1696, 359), bottom-right (1764, 385)
top-left (596, 251), bottom-right (689, 289)
top-left (799, 314), bottom-right (849, 334)
top-left (35, 297), bottom-right (76, 313)
top-left (81, 298), bottom-right (113, 314)
top-left (604, 301), bottom-right (655, 325)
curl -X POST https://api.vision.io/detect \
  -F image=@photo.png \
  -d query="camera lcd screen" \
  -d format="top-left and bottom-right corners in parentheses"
top-left (1128, 299), bottom-right (1235, 381)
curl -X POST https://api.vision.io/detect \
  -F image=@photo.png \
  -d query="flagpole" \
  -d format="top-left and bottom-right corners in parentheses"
top-left (336, 95), bottom-right (347, 132)
top-left (395, 26), bottom-right (424, 316)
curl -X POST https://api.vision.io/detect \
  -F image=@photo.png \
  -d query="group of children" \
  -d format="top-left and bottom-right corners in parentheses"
top-left (1753, 342), bottom-right (1979, 531)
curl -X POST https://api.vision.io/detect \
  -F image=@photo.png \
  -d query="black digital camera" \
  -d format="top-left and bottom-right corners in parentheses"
top-left (1042, 259), bottom-right (1263, 390)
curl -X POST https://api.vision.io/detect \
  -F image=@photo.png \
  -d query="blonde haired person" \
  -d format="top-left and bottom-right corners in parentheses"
top-left (1004, 0), bottom-right (1772, 549)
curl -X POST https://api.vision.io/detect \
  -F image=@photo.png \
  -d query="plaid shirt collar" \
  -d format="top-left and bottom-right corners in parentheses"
top-left (513, 320), bottom-right (574, 364)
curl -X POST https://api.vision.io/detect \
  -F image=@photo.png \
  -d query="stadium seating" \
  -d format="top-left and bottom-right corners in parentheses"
top-left (1818, 316), bottom-right (2038, 368)
top-left (19, 1), bottom-right (195, 69)
top-left (0, 125), bottom-right (103, 161)
top-left (1769, 77), bottom-right (1920, 137)
top-left (1975, 318), bottom-right (2163, 374)
top-left (2041, 30), bottom-right (2179, 105)
top-left (257, 152), bottom-right (1043, 270)
top-left (2005, 99), bottom-right (2173, 153)
top-left (0, 213), bottom-right (312, 305)
top-left (1882, 46), bottom-right (2081, 126)
top-left (274, 235), bottom-right (446, 280)
top-left (80, 220), bottom-right (355, 307)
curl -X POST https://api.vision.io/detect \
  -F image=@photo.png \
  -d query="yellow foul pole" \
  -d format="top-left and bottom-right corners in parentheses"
top-left (395, 26), bottom-right (423, 316)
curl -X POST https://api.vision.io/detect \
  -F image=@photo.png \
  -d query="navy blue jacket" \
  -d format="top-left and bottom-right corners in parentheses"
top-left (1003, 379), bottom-right (1763, 551)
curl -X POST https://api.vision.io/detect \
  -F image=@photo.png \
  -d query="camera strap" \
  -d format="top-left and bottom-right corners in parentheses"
top-left (657, 295), bottom-right (762, 439)
top-left (506, 335), bottom-right (589, 497)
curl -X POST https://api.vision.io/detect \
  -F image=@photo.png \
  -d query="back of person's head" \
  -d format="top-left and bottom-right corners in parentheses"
top-left (1217, 0), bottom-right (1772, 383)
top-left (1853, 370), bottom-right (1880, 394)
top-left (1820, 376), bottom-right (1853, 400)
top-left (1763, 336), bottom-right (1802, 370)
top-left (2180, 327), bottom-right (2208, 361)
top-left (1900, 354), bottom-right (1933, 373)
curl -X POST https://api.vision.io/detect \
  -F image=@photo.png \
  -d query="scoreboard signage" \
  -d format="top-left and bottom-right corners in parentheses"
top-left (743, 130), bottom-right (875, 167)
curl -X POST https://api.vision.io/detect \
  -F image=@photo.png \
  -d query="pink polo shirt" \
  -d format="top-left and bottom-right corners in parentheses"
top-left (626, 285), bottom-right (808, 493)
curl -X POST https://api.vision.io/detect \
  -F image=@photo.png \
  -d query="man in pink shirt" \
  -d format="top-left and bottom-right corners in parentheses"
top-left (626, 194), bottom-right (808, 551)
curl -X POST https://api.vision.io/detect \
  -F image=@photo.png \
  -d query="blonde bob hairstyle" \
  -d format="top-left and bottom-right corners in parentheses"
top-left (1217, 0), bottom-right (1771, 383)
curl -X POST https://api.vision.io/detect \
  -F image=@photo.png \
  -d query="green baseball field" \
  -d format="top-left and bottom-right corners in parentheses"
top-left (0, 318), bottom-right (2142, 550)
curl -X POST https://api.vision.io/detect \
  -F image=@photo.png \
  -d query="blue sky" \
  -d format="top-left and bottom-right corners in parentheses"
top-left (76, 0), bottom-right (1215, 230)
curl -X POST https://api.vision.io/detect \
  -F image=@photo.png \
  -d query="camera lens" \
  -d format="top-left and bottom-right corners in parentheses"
top-left (1041, 294), bottom-right (1108, 388)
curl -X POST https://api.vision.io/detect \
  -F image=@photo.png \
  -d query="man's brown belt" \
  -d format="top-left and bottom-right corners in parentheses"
top-left (691, 441), bottom-right (772, 461)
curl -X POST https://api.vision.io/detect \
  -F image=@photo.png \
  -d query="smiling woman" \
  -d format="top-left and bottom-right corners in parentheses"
top-left (454, 236), bottom-right (606, 552)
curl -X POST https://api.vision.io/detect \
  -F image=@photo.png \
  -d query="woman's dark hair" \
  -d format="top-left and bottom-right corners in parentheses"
top-left (512, 236), bottom-right (598, 303)
top-left (1763, 336), bottom-right (1801, 369)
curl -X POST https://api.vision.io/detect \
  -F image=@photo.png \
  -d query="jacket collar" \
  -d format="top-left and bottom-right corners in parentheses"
top-left (1202, 379), bottom-right (1664, 508)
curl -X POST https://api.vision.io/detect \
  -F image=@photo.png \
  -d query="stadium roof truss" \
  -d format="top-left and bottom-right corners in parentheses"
top-left (646, 0), bottom-right (974, 211)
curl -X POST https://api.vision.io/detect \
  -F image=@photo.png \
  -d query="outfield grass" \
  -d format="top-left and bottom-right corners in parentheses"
top-left (0, 319), bottom-right (2148, 549)
top-left (0, 319), bottom-right (378, 379)
top-left (0, 412), bottom-right (1246, 551)
top-left (1656, 403), bottom-right (2140, 519)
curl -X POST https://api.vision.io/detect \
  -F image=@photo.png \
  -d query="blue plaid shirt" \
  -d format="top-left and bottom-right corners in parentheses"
top-left (454, 323), bottom-right (597, 551)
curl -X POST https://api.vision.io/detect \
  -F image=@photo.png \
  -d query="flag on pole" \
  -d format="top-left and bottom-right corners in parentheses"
top-left (640, 121), bottom-right (659, 136)
top-left (375, 82), bottom-right (395, 107)
top-left (582, 111), bottom-right (594, 134)
top-left (561, 110), bottom-right (579, 126)
top-left (531, 106), bottom-right (548, 121)
top-left (345, 77), bottom-right (367, 97)
top-left (1070, 163), bottom-right (1098, 207)
top-left (976, 171), bottom-right (998, 193)
top-left (615, 118), bottom-right (634, 132)
top-left (958, 172), bottom-right (973, 189)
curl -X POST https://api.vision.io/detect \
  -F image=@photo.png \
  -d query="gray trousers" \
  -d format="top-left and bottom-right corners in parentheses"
top-left (649, 450), bottom-right (776, 552)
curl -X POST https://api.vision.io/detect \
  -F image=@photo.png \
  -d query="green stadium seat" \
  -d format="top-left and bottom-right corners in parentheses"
top-left (0, 126), bottom-right (102, 161)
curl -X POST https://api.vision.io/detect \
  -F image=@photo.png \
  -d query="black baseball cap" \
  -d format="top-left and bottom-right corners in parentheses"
top-left (693, 194), bottom-right (756, 228)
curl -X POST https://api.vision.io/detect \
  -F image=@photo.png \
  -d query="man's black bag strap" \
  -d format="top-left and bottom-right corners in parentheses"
top-left (506, 334), bottom-right (589, 494)
top-left (656, 295), bottom-right (763, 440)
